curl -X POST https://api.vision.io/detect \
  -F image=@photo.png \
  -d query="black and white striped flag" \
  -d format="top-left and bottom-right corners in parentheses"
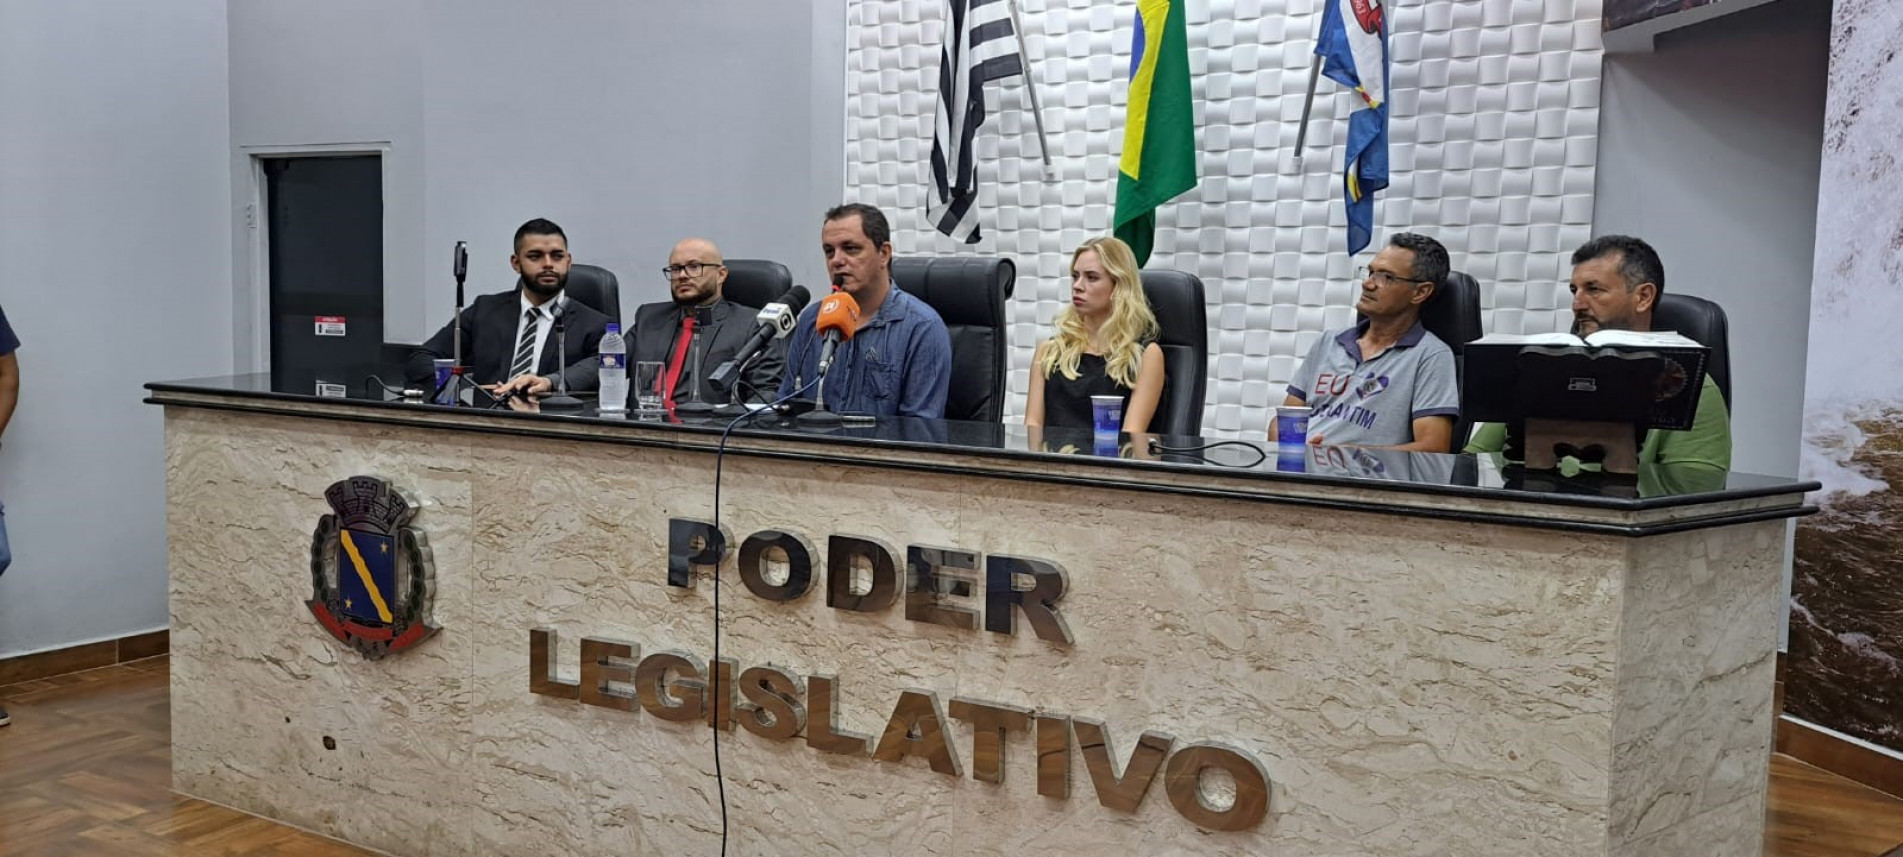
top-left (927, 0), bottom-right (1025, 244)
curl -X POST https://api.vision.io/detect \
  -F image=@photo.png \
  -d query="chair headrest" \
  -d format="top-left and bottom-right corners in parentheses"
top-left (1420, 270), bottom-right (1484, 353)
top-left (564, 263), bottom-right (620, 323)
top-left (1653, 293), bottom-right (1726, 344)
top-left (1138, 269), bottom-right (1207, 348)
top-left (722, 259), bottom-right (794, 311)
top-left (891, 257), bottom-right (1015, 326)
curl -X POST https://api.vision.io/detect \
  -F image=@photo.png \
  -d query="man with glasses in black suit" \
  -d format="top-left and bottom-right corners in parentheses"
top-left (629, 238), bottom-right (786, 408)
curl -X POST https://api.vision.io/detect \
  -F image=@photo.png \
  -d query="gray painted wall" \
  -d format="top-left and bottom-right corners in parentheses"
top-left (1, 0), bottom-right (845, 658)
top-left (230, 0), bottom-right (848, 350)
top-left (227, 0), bottom-right (425, 367)
top-left (1593, 0), bottom-right (1830, 479)
top-left (0, 0), bottom-right (233, 657)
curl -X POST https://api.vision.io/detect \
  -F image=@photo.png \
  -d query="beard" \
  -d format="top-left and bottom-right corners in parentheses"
top-left (522, 272), bottom-right (566, 299)
top-left (672, 284), bottom-right (715, 307)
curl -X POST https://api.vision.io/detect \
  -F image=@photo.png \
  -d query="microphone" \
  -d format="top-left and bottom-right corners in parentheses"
top-left (448, 240), bottom-right (473, 406)
top-left (709, 286), bottom-right (812, 394)
top-left (795, 290), bottom-right (861, 427)
top-left (539, 298), bottom-right (584, 411)
top-left (814, 291), bottom-right (861, 377)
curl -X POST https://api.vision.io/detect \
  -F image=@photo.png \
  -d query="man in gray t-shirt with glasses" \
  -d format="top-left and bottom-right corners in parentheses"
top-left (1272, 233), bottom-right (1460, 452)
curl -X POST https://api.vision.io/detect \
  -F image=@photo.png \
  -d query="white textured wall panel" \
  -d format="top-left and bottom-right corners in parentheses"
top-left (845, 0), bottom-right (1605, 434)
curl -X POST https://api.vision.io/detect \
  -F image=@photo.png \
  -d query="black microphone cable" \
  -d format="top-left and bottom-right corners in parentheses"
top-left (1145, 437), bottom-right (1271, 468)
top-left (706, 372), bottom-right (821, 857)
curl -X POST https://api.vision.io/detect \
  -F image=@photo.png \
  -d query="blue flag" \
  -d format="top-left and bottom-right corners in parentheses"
top-left (1315, 0), bottom-right (1390, 256)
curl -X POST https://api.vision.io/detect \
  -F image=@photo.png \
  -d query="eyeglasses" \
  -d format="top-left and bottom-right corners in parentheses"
top-left (662, 261), bottom-right (722, 279)
top-left (1354, 265), bottom-right (1427, 287)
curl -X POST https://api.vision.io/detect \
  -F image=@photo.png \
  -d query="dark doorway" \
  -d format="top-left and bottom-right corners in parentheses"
top-left (264, 155), bottom-right (383, 396)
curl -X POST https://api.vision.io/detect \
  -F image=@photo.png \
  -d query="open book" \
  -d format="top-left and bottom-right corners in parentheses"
top-left (1463, 329), bottom-right (1711, 431)
top-left (1469, 329), bottom-right (1703, 349)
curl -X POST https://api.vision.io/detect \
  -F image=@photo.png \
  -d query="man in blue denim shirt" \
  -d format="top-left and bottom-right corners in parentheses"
top-left (779, 204), bottom-right (952, 418)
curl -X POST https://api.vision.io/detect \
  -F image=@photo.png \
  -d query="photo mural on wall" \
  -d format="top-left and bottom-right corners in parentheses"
top-left (1789, 0), bottom-right (1903, 759)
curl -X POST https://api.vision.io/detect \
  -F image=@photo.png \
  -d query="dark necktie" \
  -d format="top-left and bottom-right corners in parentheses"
top-left (509, 308), bottom-right (540, 379)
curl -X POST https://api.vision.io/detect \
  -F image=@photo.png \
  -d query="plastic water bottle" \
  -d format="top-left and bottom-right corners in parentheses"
top-left (597, 323), bottom-right (628, 413)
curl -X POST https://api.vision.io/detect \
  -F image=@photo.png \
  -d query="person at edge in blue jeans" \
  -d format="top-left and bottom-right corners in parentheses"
top-left (779, 203), bottom-right (952, 419)
top-left (0, 301), bottom-right (21, 727)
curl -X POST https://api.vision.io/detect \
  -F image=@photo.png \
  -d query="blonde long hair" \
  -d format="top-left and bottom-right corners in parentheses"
top-left (1037, 237), bottom-right (1159, 388)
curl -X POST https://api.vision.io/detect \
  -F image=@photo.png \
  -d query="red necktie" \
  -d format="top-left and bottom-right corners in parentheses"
top-left (661, 313), bottom-right (696, 407)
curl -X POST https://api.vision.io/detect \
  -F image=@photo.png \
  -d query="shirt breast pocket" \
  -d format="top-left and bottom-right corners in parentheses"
top-left (860, 347), bottom-right (902, 403)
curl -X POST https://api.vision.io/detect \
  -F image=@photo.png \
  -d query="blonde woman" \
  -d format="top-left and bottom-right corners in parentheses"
top-left (1026, 237), bottom-right (1166, 432)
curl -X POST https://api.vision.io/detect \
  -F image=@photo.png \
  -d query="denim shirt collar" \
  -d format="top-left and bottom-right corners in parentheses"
top-left (855, 278), bottom-right (908, 331)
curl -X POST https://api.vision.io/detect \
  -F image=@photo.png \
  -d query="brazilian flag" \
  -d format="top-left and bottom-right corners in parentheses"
top-left (337, 528), bottom-right (397, 626)
top-left (1114, 0), bottom-right (1197, 267)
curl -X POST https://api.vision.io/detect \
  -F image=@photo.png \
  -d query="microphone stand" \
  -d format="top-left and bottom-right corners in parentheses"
top-left (796, 347), bottom-right (845, 426)
top-left (434, 245), bottom-right (476, 407)
top-left (711, 348), bottom-right (766, 418)
top-left (540, 299), bottom-right (583, 411)
top-left (675, 305), bottom-right (718, 416)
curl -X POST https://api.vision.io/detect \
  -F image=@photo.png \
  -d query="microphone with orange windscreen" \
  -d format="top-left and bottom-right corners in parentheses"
top-left (796, 290), bottom-right (863, 426)
top-left (814, 291), bottom-right (861, 377)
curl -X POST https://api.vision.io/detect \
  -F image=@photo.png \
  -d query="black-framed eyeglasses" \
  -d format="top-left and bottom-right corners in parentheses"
top-left (662, 261), bottom-right (722, 279)
top-left (1354, 265), bottom-right (1427, 287)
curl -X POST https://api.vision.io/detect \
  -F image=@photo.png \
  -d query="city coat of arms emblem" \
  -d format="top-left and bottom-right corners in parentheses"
top-left (307, 476), bottom-right (439, 659)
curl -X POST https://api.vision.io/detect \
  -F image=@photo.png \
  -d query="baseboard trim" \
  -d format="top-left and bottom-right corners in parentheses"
top-left (0, 630), bottom-right (169, 687)
top-left (1777, 714), bottom-right (1903, 801)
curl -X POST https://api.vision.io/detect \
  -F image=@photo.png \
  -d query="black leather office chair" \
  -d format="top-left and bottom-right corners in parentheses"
top-left (565, 264), bottom-right (622, 326)
top-left (722, 259), bottom-right (794, 312)
top-left (892, 256), bottom-right (1015, 423)
top-left (1653, 293), bottom-right (1731, 407)
top-left (1421, 271), bottom-right (1483, 354)
top-left (1423, 270), bottom-right (1483, 444)
top-left (1138, 270), bottom-right (1208, 437)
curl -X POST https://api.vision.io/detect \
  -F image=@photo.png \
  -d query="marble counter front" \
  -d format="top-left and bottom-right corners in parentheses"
top-left (151, 378), bottom-right (1813, 857)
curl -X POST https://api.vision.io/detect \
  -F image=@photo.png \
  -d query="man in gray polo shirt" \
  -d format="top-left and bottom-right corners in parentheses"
top-left (1272, 233), bottom-right (1460, 452)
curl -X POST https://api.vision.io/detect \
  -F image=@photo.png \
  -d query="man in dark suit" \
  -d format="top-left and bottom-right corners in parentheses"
top-left (626, 238), bottom-right (786, 406)
top-left (405, 218), bottom-right (610, 397)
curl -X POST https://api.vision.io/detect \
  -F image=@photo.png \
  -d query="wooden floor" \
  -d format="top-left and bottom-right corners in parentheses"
top-left (3, 660), bottom-right (1902, 856)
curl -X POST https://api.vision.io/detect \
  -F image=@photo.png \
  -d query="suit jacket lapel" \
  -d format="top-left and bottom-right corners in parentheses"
top-left (536, 308), bottom-right (560, 377)
top-left (694, 301), bottom-right (734, 381)
top-left (484, 295), bottom-right (519, 384)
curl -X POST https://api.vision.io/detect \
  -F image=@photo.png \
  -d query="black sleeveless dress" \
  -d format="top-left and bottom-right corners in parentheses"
top-left (1041, 352), bottom-right (1134, 430)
